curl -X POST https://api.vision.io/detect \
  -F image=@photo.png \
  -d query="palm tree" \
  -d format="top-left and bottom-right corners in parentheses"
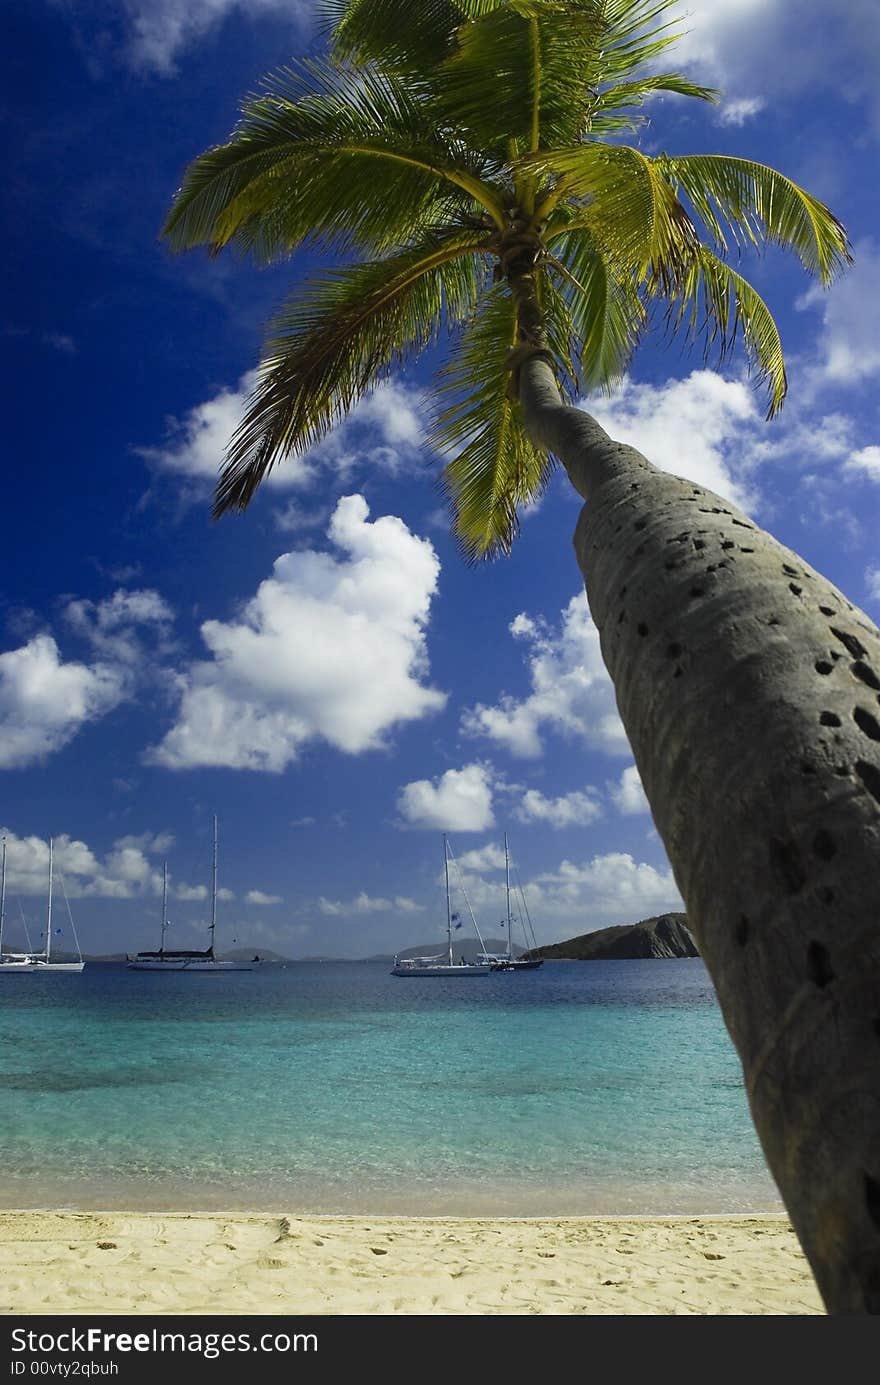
top-left (163, 0), bottom-right (880, 1312)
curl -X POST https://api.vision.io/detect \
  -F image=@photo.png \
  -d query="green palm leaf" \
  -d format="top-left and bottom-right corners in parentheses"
top-left (663, 155), bottom-right (852, 284)
top-left (434, 287), bottom-right (552, 559)
top-left (215, 229), bottom-right (485, 515)
top-left (546, 224), bottom-right (646, 387)
top-left (164, 59), bottom-right (505, 260)
top-left (529, 144), bottom-right (700, 283)
top-left (162, 0), bottom-right (852, 556)
top-left (664, 244), bottom-right (788, 418)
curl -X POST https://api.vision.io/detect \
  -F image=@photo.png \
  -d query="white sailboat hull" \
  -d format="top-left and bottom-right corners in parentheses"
top-left (127, 957), bottom-right (254, 971)
top-left (391, 960), bottom-right (491, 976)
top-left (0, 959), bottom-right (84, 973)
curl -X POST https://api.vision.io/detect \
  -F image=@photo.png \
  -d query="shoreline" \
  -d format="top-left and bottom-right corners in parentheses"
top-left (0, 1209), bottom-right (823, 1315)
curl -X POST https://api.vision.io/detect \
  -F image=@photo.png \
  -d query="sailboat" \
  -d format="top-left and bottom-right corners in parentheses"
top-left (0, 836), bottom-right (32, 973)
top-left (391, 834), bottom-right (492, 976)
top-left (0, 837), bottom-right (85, 974)
top-left (478, 833), bottom-right (543, 971)
top-left (127, 816), bottom-right (254, 971)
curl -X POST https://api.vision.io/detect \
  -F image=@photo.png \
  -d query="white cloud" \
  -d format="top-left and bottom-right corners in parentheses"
top-left (396, 764), bottom-right (496, 832)
top-left (456, 842), bottom-right (508, 873)
top-left (529, 852), bottom-right (683, 923)
top-left (0, 635), bottom-right (124, 769)
top-left (587, 371), bottom-right (760, 508)
top-left (121, 0), bottom-right (309, 75)
top-left (138, 371), bottom-right (314, 494)
top-left (716, 96), bottom-right (764, 126)
top-left (514, 788), bottom-right (603, 829)
top-left (174, 883), bottom-right (208, 902)
top-left (448, 849), bottom-right (683, 937)
top-left (670, 2), bottom-right (880, 138)
top-left (610, 765), bottom-right (650, 816)
top-left (318, 892), bottom-right (423, 917)
top-left (866, 568), bottom-right (880, 603)
top-left (797, 242), bottom-right (880, 386)
top-left (461, 595), bottom-right (629, 759)
top-left (140, 375), bottom-right (427, 501)
top-left (0, 828), bottom-right (174, 900)
top-left (843, 446), bottom-right (880, 483)
top-left (64, 588), bottom-right (175, 665)
top-left (148, 495), bottom-right (445, 770)
top-left (246, 889), bottom-right (283, 905)
top-left (273, 501), bottom-right (330, 534)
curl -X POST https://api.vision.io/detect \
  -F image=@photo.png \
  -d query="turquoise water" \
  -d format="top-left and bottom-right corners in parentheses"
top-left (0, 960), bottom-right (781, 1214)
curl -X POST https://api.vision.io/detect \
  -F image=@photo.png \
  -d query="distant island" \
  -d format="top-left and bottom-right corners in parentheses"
top-left (523, 913), bottom-right (698, 961)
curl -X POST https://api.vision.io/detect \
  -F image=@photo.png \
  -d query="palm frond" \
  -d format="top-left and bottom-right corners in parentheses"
top-left (589, 73), bottom-right (718, 133)
top-left (163, 59), bottom-right (505, 259)
top-left (215, 230), bottom-right (486, 515)
top-left (433, 286), bottom-right (552, 560)
top-left (546, 224), bottom-right (646, 387)
top-left (433, 2), bottom-right (608, 154)
top-left (663, 155), bottom-right (852, 284)
top-left (664, 244), bottom-right (788, 418)
top-left (530, 145), bottom-right (700, 284)
top-left (326, 0), bottom-right (464, 68)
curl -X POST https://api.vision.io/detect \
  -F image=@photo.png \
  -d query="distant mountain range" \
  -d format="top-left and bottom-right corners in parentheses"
top-left (524, 914), bottom-right (698, 961)
top-left (83, 919), bottom-right (698, 965)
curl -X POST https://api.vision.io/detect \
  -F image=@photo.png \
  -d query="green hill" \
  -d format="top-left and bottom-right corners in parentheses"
top-left (526, 913), bottom-right (698, 961)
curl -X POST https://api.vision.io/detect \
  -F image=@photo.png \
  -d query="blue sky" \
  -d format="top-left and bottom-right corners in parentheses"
top-left (2, 0), bottom-right (878, 959)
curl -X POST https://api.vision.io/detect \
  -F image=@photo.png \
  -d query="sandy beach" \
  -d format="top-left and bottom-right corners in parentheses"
top-left (0, 1211), bottom-right (823, 1315)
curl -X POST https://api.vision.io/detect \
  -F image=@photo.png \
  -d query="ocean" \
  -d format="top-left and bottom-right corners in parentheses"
top-left (0, 959), bottom-right (782, 1215)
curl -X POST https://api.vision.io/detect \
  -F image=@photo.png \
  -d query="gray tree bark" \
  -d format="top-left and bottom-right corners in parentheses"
top-left (519, 352), bottom-right (880, 1314)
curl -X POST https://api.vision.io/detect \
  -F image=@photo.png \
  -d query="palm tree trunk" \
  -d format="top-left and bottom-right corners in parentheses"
top-left (518, 351), bottom-right (880, 1315)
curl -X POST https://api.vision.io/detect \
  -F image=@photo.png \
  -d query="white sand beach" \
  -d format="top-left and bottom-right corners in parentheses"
top-left (0, 1211), bottom-right (823, 1315)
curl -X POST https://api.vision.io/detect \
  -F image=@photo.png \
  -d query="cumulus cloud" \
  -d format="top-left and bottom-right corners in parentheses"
top-left (609, 766), bottom-right (651, 816)
top-left (246, 889), bottom-right (283, 905)
top-left (450, 848), bottom-right (683, 937)
top-left (0, 587), bottom-right (180, 769)
top-left (174, 883), bottom-right (208, 902)
top-left (716, 96), bottom-right (764, 126)
top-left (63, 588), bottom-right (175, 665)
top-left (455, 842), bottom-right (508, 873)
top-left (0, 635), bottom-right (125, 769)
top-left (528, 851), bottom-right (683, 923)
top-left (587, 371), bottom-right (760, 508)
top-left (396, 764), bottom-right (496, 832)
top-left (120, 0), bottom-right (309, 75)
top-left (140, 374), bottom-right (428, 503)
top-left (461, 596), bottom-right (629, 760)
top-left (866, 568), bottom-right (880, 603)
top-left (318, 892), bottom-right (423, 917)
top-left (797, 242), bottom-right (880, 387)
top-left (514, 788), bottom-right (603, 829)
top-left (148, 495), bottom-right (445, 770)
top-left (0, 828), bottom-right (167, 900)
top-left (137, 371), bottom-right (313, 495)
top-left (843, 446), bottom-right (880, 483)
top-left (670, 2), bottom-right (880, 138)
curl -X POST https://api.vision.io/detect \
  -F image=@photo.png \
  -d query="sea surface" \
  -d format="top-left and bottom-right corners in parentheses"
top-left (0, 959), bottom-right (783, 1215)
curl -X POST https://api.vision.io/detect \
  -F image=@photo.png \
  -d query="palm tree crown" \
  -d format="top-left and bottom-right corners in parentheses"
top-left (163, 0), bottom-right (850, 558)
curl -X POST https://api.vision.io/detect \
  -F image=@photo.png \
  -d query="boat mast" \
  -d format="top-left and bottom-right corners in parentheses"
top-left (209, 815), bottom-right (218, 957)
top-left (160, 861), bottom-right (168, 955)
top-left (504, 832), bottom-right (512, 962)
top-left (46, 837), bottom-right (53, 961)
top-left (0, 837), bottom-right (6, 958)
top-left (444, 833), bottom-right (453, 966)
